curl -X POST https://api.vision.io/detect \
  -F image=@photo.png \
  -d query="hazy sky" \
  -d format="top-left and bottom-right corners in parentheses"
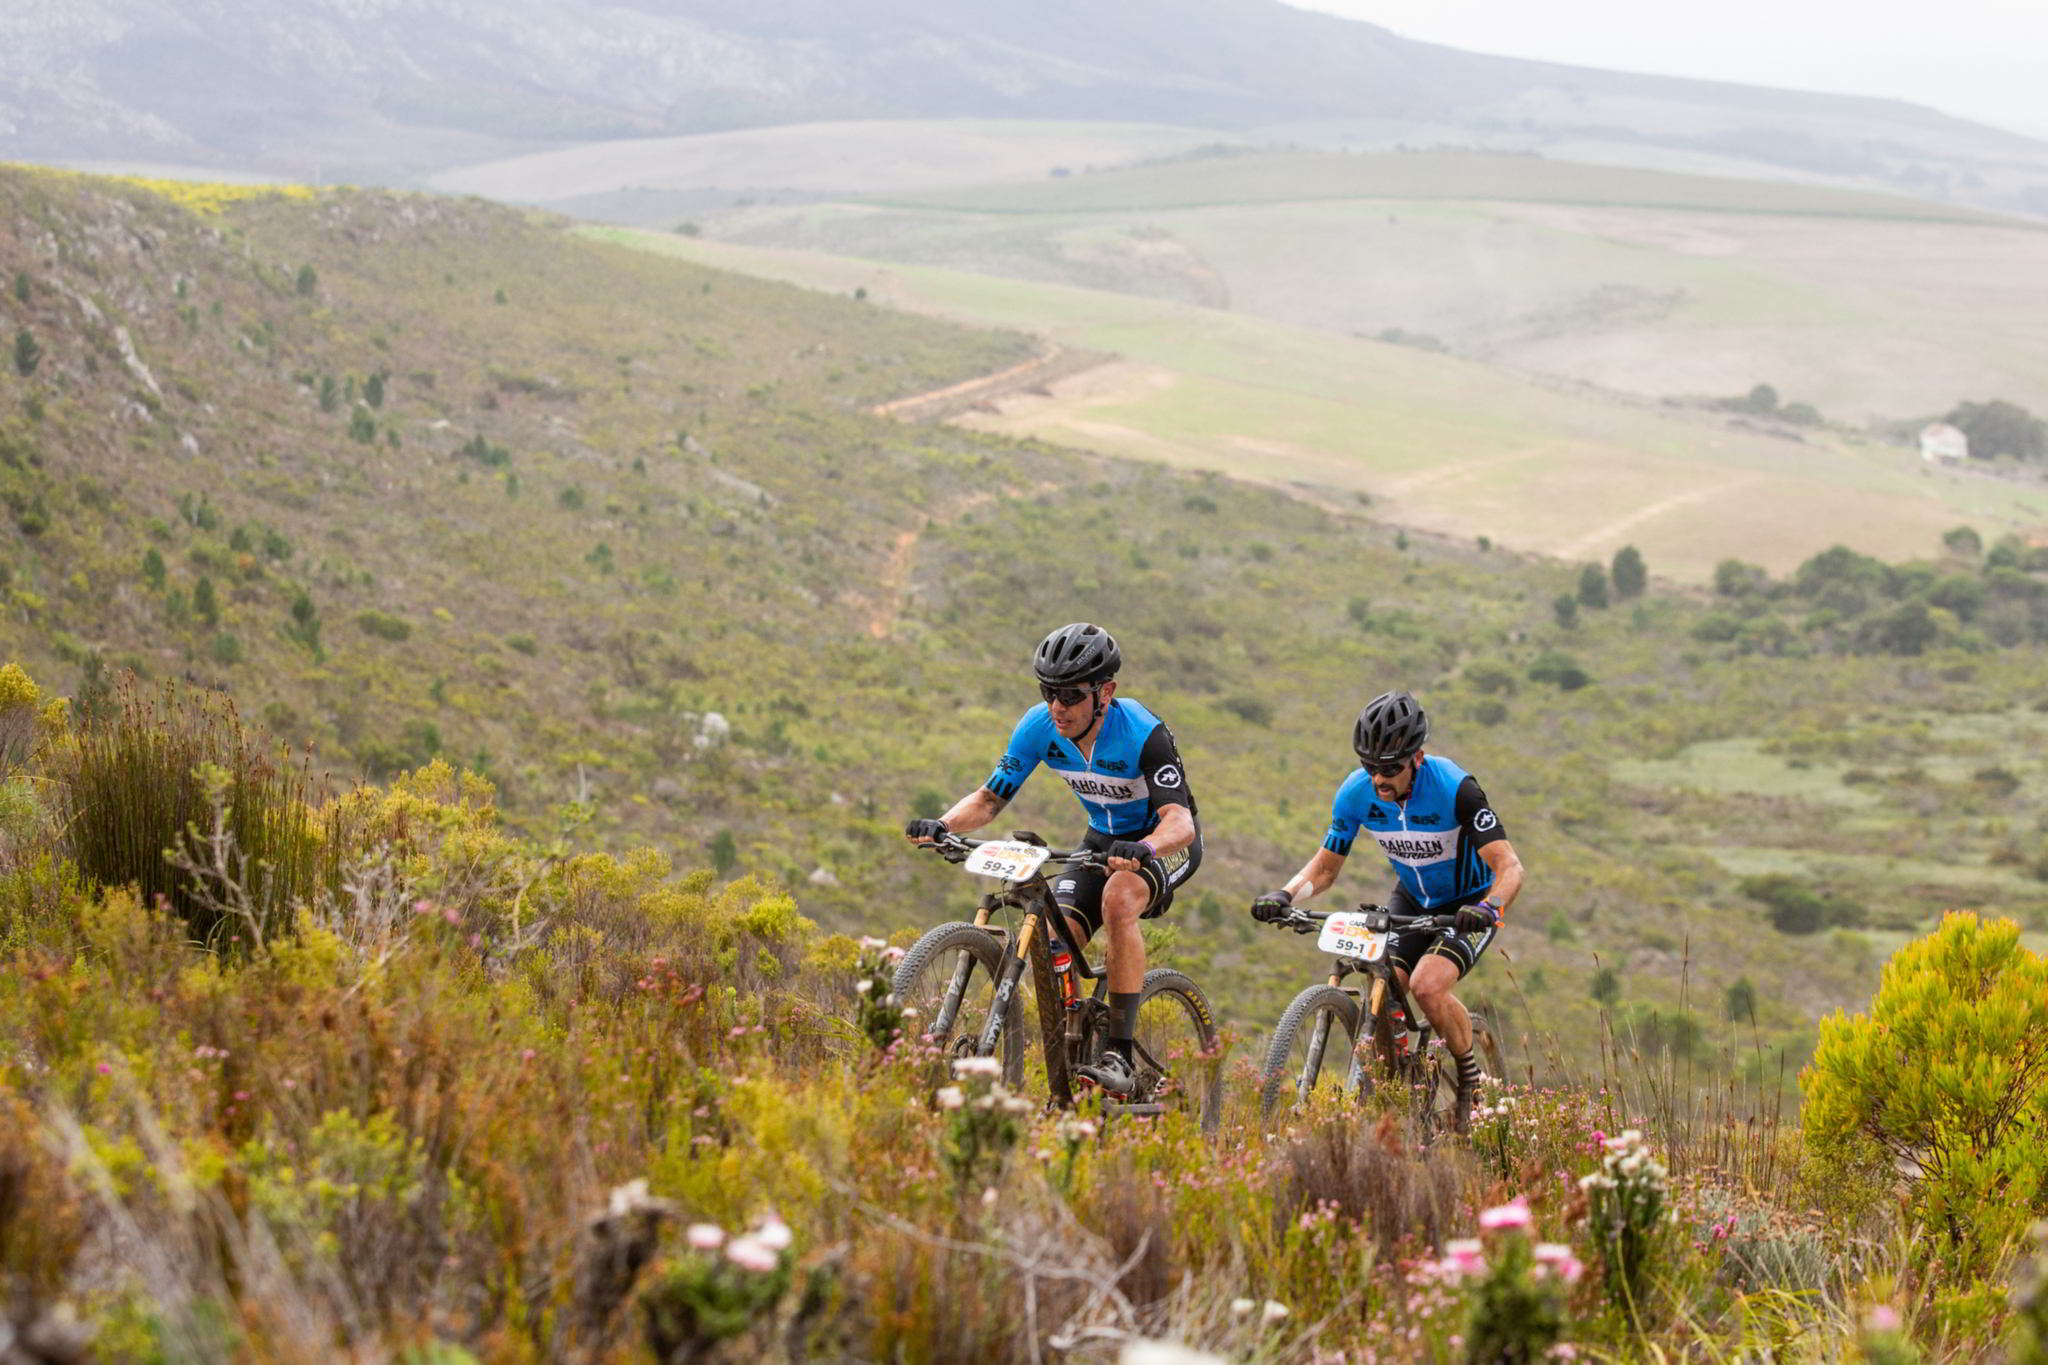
top-left (1288, 0), bottom-right (2047, 137)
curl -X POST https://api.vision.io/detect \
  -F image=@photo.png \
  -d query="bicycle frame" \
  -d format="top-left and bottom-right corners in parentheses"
top-left (1298, 906), bottom-right (1452, 1090)
top-left (928, 831), bottom-right (1111, 1108)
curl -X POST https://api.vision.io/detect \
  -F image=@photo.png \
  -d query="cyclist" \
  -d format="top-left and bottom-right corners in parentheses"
top-left (905, 622), bottom-right (1201, 1097)
top-left (1249, 689), bottom-right (1522, 1131)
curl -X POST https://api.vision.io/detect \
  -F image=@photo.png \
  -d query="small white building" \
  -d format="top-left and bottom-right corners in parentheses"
top-left (1919, 422), bottom-right (1969, 464)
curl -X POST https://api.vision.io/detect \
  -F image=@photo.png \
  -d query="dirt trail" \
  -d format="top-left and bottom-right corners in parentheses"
top-left (862, 491), bottom-right (1000, 639)
top-left (870, 345), bottom-right (1109, 422)
top-left (1554, 475), bottom-right (1765, 559)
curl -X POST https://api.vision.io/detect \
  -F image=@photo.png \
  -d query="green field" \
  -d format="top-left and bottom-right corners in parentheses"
top-left (592, 225), bottom-right (2048, 583)
top-left (706, 151), bottom-right (2048, 423)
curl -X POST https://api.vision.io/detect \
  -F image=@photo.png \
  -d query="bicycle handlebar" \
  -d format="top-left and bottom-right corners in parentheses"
top-left (1272, 905), bottom-right (1458, 936)
top-left (918, 831), bottom-right (1110, 870)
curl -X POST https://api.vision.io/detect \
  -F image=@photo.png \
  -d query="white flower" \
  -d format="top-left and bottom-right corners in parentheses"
top-left (1230, 1298), bottom-right (1256, 1318)
top-left (725, 1236), bottom-right (779, 1273)
top-left (1120, 1342), bottom-right (1226, 1365)
top-left (753, 1216), bottom-right (793, 1251)
top-left (900, 1006), bottom-right (920, 1018)
top-left (882, 946), bottom-right (906, 963)
top-left (936, 1086), bottom-right (965, 1110)
top-left (686, 1223), bottom-right (725, 1250)
top-left (858, 935), bottom-right (888, 951)
top-left (952, 1056), bottom-right (1003, 1079)
top-left (855, 980), bottom-right (874, 995)
top-left (1261, 1300), bottom-right (1289, 1324)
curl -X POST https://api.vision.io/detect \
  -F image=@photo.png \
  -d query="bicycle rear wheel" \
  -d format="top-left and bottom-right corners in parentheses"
top-left (1259, 985), bottom-right (1362, 1121)
top-left (891, 922), bottom-right (1023, 1084)
top-left (1129, 968), bottom-right (1223, 1135)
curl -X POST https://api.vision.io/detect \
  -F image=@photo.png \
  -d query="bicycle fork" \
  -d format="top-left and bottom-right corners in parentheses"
top-left (978, 908), bottom-right (1044, 1057)
top-left (930, 900), bottom-right (1001, 1042)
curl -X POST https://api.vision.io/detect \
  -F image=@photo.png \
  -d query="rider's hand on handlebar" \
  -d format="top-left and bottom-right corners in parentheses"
top-left (1105, 838), bottom-right (1156, 872)
top-left (1454, 900), bottom-right (1501, 935)
top-left (904, 818), bottom-right (948, 844)
top-left (1249, 888), bottom-right (1294, 922)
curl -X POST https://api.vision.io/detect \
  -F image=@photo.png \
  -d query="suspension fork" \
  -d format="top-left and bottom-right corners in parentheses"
top-left (978, 902), bottom-right (1044, 1057)
top-left (931, 894), bottom-right (1002, 1039)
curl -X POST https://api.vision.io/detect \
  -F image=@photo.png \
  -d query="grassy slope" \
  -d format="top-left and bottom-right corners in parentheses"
top-left (1, 166), bottom-right (2044, 1084)
top-left (594, 227), bottom-right (2048, 583)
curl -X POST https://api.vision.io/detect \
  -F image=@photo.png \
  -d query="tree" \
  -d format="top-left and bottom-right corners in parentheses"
top-left (1714, 559), bottom-right (1769, 597)
top-left (1577, 563), bottom-right (1610, 610)
top-left (193, 576), bottom-right (218, 627)
top-left (1552, 594), bottom-right (1578, 629)
top-left (709, 829), bottom-right (738, 876)
top-left (295, 264), bottom-right (318, 296)
top-left (1946, 399), bottom-right (2046, 461)
top-left (1724, 976), bottom-right (1757, 1023)
top-left (1742, 383), bottom-right (1779, 414)
top-left (348, 404), bottom-right (377, 444)
top-left (12, 328), bottom-right (41, 378)
top-left (1610, 545), bottom-right (1647, 599)
top-left (1804, 913), bottom-right (2048, 1282)
top-left (140, 547), bottom-right (166, 590)
top-left (1942, 525), bottom-right (1983, 558)
top-left (364, 371), bottom-right (386, 409)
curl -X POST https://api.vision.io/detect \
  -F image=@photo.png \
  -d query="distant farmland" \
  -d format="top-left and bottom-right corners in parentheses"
top-left (590, 225), bottom-right (2048, 584)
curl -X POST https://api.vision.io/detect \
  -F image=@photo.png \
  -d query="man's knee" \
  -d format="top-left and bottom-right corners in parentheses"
top-left (1410, 959), bottom-right (1460, 1004)
top-left (1101, 871), bottom-right (1149, 925)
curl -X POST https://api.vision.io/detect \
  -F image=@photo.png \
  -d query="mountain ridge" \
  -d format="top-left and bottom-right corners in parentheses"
top-left (5, 0), bottom-right (2044, 217)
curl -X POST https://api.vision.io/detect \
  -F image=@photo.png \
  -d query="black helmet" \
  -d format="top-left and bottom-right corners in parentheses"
top-left (1033, 622), bottom-right (1121, 686)
top-left (1353, 690), bottom-right (1429, 766)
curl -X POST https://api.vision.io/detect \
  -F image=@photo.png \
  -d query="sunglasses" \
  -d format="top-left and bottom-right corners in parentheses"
top-left (1361, 756), bottom-right (1414, 778)
top-left (1039, 682), bottom-right (1096, 707)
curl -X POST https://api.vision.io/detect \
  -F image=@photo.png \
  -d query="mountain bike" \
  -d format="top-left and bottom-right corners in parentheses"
top-left (1257, 904), bottom-right (1502, 1140)
top-left (892, 831), bottom-right (1222, 1132)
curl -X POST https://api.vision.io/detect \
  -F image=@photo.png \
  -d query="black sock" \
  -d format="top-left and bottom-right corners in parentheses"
top-left (1107, 992), bottom-right (1142, 1059)
top-left (1454, 1048), bottom-right (1481, 1088)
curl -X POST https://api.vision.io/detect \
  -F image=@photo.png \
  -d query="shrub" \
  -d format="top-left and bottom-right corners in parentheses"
top-left (49, 678), bottom-right (322, 950)
top-left (295, 264), bottom-right (317, 296)
top-left (1220, 694), bottom-right (1273, 727)
top-left (1552, 595), bottom-right (1578, 629)
top-left (1527, 652), bottom-right (1590, 691)
top-left (12, 328), bottom-right (41, 378)
top-left (1577, 563), bottom-right (1610, 610)
top-left (1803, 912), bottom-right (2048, 1283)
top-left (1581, 1129), bottom-right (1672, 1320)
top-left (356, 610), bottom-right (413, 642)
top-left (1590, 966), bottom-right (1621, 1006)
top-left (1611, 545), bottom-right (1647, 599)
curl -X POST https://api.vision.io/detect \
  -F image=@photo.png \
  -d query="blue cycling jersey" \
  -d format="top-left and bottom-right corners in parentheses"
top-left (984, 697), bottom-right (1195, 837)
top-left (1324, 755), bottom-right (1506, 909)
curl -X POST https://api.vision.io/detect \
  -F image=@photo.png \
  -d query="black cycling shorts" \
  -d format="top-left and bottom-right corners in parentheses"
top-left (1052, 826), bottom-right (1203, 939)
top-left (1384, 884), bottom-right (1497, 980)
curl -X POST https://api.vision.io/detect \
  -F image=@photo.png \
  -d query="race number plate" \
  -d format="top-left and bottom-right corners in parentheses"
top-left (963, 840), bottom-right (1051, 882)
top-left (1319, 912), bottom-right (1389, 962)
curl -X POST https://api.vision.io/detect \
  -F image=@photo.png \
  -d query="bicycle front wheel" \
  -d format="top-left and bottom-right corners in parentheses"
top-left (1259, 985), bottom-right (1362, 1121)
top-left (1131, 968), bottom-right (1223, 1135)
top-left (891, 922), bottom-right (1023, 1084)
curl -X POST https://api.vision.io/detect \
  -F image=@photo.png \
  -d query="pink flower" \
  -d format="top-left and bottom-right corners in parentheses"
top-left (95, 1062), bottom-right (112, 1075)
top-left (686, 1223), bottom-right (725, 1251)
top-left (1479, 1197), bottom-right (1532, 1232)
top-left (1867, 1305), bottom-right (1902, 1333)
top-left (754, 1216), bottom-right (792, 1251)
top-left (725, 1236), bottom-right (778, 1273)
top-left (1533, 1243), bottom-right (1584, 1283)
top-left (1442, 1238), bottom-right (1486, 1277)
